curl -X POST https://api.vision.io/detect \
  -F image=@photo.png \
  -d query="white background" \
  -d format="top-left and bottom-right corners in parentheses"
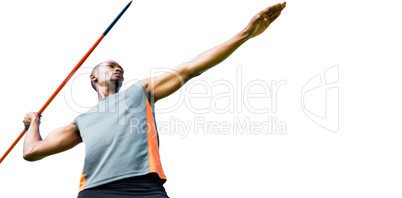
top-left (0, 0), bottom-right (401, 197)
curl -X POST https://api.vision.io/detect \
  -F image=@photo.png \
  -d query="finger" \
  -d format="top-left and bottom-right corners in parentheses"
top-left (281, 2), bottom-right (287, 10)
top-left (269, 11), bottom-right (282, 23)
top-left (268, 5), bottom-right (285, 18)
top-left (268, 11), bottom-right (278, 19)
top-left (280, 2), bottom-right (286, 12)
top-left (263, 3), bottom-right (283, 17)
top-left (264, 3), bottom-right (282, 12)
top-left (265, 2), bottom-right (286, 17)
top-left (268, 8), bottom-right (285, 19)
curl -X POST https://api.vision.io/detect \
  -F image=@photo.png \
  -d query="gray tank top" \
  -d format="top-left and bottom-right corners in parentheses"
top-left (74, 81), bottom-right (166, 192)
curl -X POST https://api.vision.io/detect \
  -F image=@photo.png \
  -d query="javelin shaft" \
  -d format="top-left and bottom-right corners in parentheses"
top-left (0, 1), bottom-right (132, 164)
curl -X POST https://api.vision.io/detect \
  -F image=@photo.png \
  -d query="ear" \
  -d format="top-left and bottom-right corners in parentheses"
top-left (90, 74), bottom-right (97, 83)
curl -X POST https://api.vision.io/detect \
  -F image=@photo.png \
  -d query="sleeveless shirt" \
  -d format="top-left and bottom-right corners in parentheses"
top-left (74, 81), bottom-right (166, 192)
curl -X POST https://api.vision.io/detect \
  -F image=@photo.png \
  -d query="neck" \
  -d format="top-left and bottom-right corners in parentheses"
top-left (96, 85), bottom-right (119, 102)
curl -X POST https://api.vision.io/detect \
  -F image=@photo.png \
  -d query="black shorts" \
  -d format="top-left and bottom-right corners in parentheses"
top-left (77, 173), bottom-right (169, 198)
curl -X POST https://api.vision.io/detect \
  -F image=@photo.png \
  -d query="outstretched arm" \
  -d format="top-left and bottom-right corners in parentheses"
top-left (142, 2), bottom-right (286, 104)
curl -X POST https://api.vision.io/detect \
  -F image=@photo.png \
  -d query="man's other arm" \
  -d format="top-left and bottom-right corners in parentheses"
top-left (141, 2), bottom-right (286, 104)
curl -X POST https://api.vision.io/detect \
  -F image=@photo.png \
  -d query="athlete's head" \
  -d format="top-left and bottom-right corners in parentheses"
top-left (90, 60), bottom-right (124, 92)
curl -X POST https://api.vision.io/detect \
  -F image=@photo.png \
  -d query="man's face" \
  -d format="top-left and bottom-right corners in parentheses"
top-left (94, 60), bottom-right (124, 89)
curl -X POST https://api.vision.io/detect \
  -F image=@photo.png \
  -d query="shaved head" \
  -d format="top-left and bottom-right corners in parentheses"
top-left (90, 60), bottom-right (123, 91)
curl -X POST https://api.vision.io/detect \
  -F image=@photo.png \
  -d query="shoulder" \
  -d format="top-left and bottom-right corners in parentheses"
top-left (69, 121), bottom-right (80, 133)
top-left (125, 79), bottom-right (150, 95)
top-left (139, 78), bottom-right (152, 100)
top-left (140, 78), bottom-right (150, 90)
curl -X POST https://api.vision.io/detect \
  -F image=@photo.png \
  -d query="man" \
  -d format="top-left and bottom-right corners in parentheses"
top-left (23, 2), bottom-right (286, 198)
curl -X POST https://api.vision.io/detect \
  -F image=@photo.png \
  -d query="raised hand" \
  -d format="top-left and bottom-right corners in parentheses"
top-left (23, 112), bottom-right (41, 129)
top-left (244, 2), bottom-right (286, 38)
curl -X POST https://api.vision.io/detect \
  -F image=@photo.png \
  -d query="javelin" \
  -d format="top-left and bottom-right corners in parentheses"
top-left (0, 0), bottom-right (133, 164)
